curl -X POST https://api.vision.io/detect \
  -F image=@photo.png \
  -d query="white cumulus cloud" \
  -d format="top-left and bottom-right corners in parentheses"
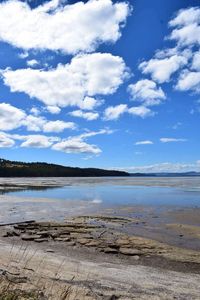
top-left (176, 70), bottom-right (200, 93)
top-left (104, 104), bottom-right (127, 120)
top-left (43, 120), bottom-right (76, 132)
top-left (69, 110), bottom-right (99, 121)
top-left (0, 102), bottom-right (76, 133)
top-left (0, 102), bottom-right (26, 131)
top-left (26, 59), bottom-right (39, 67)
top-left (128, 79), bottom-right (166, 106)
top-left (20, 135), bottom-right (58, 148)
top-left (52, 129), bottom-right (112, 155)
top-left (0, 0), bottom-right (130, 54)
top-left (1, 53), bottom-right (128, 109)
top-left (139, 53), bottom-right (188, 83)
top-left (169, 7), bottom-right (200, 48)
top-left (0, 132), bottom-right (15, 147)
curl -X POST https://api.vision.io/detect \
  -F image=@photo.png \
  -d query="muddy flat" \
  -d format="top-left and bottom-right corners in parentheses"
top-left (0, 177), bottom-right (200, 299)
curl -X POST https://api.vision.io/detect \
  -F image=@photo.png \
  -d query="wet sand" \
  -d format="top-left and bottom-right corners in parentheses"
top-left (1, 193), bottom-right (200, 250)
top-left (0, 176), bottom-right (199, 189)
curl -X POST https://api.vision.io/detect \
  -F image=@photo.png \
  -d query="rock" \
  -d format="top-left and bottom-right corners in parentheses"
top-left (119, 248), bottom-right (142, 256)
top-left (70, 232), bottom-right (81, 238)
top-left (37, 231), bottom-right (51, 238)
top-left (85, 240), bottom-right (100, 247)
top-left (66, 241), bottom-right (75, 246)
top-left (62, 237), bottom-right (71, 242)
top-left (77, 238), bottom-right (92, 245)
top-left (34, 238), bottom-right (48, 243)
top-left (21, 234), bottom-right (41, 241)
top-left (51, 232), bottom-right (61, 239)
top-left (54, 238), bottom-right (65, 242)
top-left (115, 238), bottom-right (130, 246)
top-left (80, 234), bottom-right (93, 239)
top-left (3, 230), bottom-right (20, 237)
top-left (104, 247), bottom-right (118, 254)
top-left (133, 255), bottom-right (140, 260)
top-left (106, 243), bottom-right (119, 249)
top-left (57, 230), bottom-right (70, 236)
top-left (46, 249), bottom-right (55, 253)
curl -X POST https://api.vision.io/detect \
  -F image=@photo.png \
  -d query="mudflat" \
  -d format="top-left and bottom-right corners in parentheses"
top-left (0, 178), bottom-right (200, 299)
top-left (0, 213), bottom-right (200, 299)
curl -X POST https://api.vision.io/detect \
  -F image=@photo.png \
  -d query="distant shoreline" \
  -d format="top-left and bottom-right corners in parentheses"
top-left (0, 158), bottom-right (199, 177)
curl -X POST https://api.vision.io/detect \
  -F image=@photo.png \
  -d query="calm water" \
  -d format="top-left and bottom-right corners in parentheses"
top-left (5, 177), bottom-right (200, 208)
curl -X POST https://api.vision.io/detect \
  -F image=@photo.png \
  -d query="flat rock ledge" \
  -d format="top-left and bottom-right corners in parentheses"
top-left (2, 217), bottom-right (200, 264)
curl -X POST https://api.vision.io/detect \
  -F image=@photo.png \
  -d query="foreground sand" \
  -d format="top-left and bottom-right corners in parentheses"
top-left (0, 216), bottom-right (200, 299)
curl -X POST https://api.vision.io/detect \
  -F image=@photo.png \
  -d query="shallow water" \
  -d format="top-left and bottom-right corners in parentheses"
top-left (3, 176), bottom-right (200, 208)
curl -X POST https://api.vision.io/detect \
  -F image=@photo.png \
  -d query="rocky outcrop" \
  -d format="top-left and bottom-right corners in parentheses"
top-left (2, 217), bottom-right (200, 263)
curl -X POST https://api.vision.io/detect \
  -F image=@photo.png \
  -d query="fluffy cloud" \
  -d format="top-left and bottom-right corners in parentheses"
top-left (135, 140), bottom-right (153, 145)
top-left (26, 59), bottom-right (39, 67)
top-left (103, 104), bottom-right (154, 120)
top-left (21, 135), bottom-right (58, 148)
top-left (0, 0), bottom-right (130, 54)
top-left (104, 104), bottom-right (127, 120)
top-left (169, 7), bottom-right (200, 47)
top-left (160, 138), bottom-right (187, 143)
top-left (192, 51), bottom-right (200, 71)
top-left (79, 97), bottom-right (103, 111)
top-left (0, 128), bottom-right (111, 154)
top-left (134, 7), bottom-right (200, 98)
top-left (128, 106), bottom-right (154, 118)
top-left (43, 120), bottom-right (76, 132)
top-left (0, 102), bottom-right (26, 130)
top-left (0, 132), bottom-right (59, 148)
top-left (24, 115), bottom-right (46, 132)
top-left (128, 79), bottom-right (166, 106)
top-left (30, 107), bottom-right (40, 116)
top-left (69, 110), bottom-right (99, 121)
top-left (176, 70), bottom-right (200, 93)
top-left (52, 139), bottom-right (101, 155)
top-left (0, 102), bottom-right (76, 133)
top-left (139, 53), bottom-right (188, 83)
top-left (1, 53), bottom-right (128, 109)
top-left (46, 106), bottom-right (61, 114)
top-left (52, 129), bottom-right (112, 154)
top-left (0, 132), bottom-right (15, 147)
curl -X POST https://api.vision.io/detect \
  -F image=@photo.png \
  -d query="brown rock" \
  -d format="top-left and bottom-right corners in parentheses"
top-left (104, 247), bottom-right (118, 254)
top-left (66, 241), bottom-right (75, 246)
top-left (115, 239), bottom-right (130, 246)
top-left (62, 237), bottom-right (71, 242)
top-left (77, 238), bottom-right (92, 245)
top-left (119, 248), bottom-right (142, 256)
top-left (133, 255), bottom-right (140, 260)
top-left (3, 230), bottom-right (20, 237)
top-left (54, 238), bottom-right (65, 242)
top-left (21, 234), bottom-right (41, 241)
top-left (34, 238), bottom-right (48, 243)
top-left (86, 240), bottom-right (100, 247)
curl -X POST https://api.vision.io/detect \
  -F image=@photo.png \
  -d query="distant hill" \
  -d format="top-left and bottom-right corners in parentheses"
top-left (130, 172), bottom-right (200, 177)
top-left (0, 158), bottom-right (129, 177)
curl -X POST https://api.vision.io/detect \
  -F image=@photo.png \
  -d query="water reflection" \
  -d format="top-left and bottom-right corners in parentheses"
top-left (3, 183), bottom-right (200, 207)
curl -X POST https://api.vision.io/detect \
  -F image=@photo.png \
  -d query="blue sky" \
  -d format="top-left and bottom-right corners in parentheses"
top-left (0, 0), bottom-right (199, 172)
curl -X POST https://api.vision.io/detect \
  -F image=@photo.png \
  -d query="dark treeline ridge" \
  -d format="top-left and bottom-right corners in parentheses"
top-left (0, 158), bottom-right (129, 177)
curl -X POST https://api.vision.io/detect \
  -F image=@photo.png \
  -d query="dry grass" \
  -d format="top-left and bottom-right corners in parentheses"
top-left (0, 241), bottom-right (98, 300)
